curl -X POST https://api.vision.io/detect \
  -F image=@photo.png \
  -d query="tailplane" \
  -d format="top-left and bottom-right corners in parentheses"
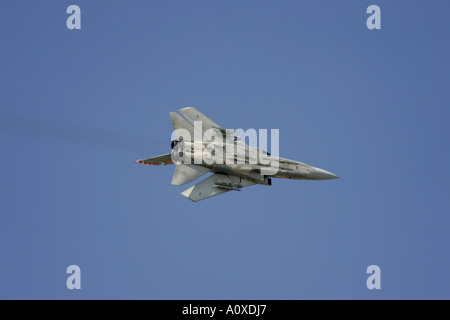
top-left (171, 164), bottom-right (210, 186)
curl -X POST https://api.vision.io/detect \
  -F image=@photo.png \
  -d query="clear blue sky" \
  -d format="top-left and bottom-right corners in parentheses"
top-left (0, 1), bottom-right (448, 299)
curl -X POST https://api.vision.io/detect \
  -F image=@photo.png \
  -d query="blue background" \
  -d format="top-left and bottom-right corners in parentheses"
top-left (0, 1), bottom-right (448, 299)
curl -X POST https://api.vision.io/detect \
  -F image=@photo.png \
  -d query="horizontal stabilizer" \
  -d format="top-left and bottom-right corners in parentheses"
top-left (171, 164), bottom-right (210, 186)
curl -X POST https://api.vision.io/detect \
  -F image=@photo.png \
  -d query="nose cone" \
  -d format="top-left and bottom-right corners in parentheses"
top-left (309, 167), bottom-right (339, 180)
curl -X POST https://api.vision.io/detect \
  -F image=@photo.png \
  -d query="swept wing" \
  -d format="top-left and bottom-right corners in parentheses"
top-left (135, 153), bottom-right (173, 165)
top-left (181, 173), bottom-right (257, 202)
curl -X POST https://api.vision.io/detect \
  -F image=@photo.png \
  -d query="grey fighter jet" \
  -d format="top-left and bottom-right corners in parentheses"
top-left (136, 107), bottom-right (338, 202)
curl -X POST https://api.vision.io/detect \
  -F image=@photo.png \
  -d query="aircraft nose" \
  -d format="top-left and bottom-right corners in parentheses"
top-left (309, 167), bottom-right (339, 180)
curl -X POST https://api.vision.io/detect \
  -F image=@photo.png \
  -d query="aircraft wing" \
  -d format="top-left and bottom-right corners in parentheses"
top-left (181, 173), bottom-right (257, 202)
top-left (135, 153), bottom-right (173, 165)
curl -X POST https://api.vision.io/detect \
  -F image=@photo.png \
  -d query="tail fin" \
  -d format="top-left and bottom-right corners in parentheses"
top-left (178, 107), bottom-right (225, 135)
top-left (170, 112), bottom-right (195, 139)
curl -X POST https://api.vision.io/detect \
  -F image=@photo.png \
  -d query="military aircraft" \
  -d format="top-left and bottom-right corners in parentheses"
top-left (136, 107), bottom-right (338, 202)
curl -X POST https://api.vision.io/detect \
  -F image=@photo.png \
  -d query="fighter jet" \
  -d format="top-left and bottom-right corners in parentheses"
top-left (136, 107), bottom-right (338, 202)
